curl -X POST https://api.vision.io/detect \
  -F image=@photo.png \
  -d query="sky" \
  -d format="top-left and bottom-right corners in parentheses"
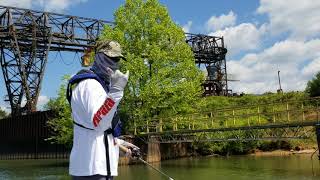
top-left (0, 0), bottom-right (320, 112)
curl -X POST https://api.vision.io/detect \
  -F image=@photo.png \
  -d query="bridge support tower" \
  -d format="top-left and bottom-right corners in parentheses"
top-left (186, 33), bottom-right (229, 96)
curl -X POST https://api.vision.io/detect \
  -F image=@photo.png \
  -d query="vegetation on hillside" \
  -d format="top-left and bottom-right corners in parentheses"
top-left (306, 71), bottom-right (320, 97)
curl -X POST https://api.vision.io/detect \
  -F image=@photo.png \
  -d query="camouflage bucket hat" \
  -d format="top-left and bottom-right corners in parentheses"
top-left (96, 40), bottom-right (126, 60)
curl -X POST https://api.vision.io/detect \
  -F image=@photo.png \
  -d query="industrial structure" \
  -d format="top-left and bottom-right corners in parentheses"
top-left (0, 5), bottom-right (230, 115)
top-left (186, 33), bottom-right (229, 96)
top-left (0, 5), bottom-right (111, 115)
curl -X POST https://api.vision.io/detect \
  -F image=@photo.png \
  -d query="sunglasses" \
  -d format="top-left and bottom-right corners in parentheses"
top-left (111, 57), bottom-right (127, 62)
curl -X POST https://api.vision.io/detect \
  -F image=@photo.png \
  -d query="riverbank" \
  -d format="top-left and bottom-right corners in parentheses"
top-left (250, 149), bottom-right (318, 157)
top-left (131, 136), bottom-right (319, 163)
top-left (119, 141), bottom-right (318, 165)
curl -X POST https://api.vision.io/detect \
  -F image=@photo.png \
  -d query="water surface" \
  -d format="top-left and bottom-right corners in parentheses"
top-left (0, 155), bottom-right (319, 180)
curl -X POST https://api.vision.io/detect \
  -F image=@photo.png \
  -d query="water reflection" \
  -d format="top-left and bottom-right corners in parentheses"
top-left (0, 155), bottom-right (319, 180)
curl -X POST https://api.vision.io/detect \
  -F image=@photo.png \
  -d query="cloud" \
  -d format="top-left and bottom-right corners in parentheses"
top-left (0, 0), bottom-right (32, 9)
top-left (209, 23), bottom-right (265, 56)
top-left (36, 0), bottom-right (88, 12)
top-left (182, 21), bottom-right (192, 33)
top-left (37, 95), bottom-right (50, 110)
top-left (21, 97), bottom-right (27, 107)
top-left (302, 57), bottom-right (320, 78)
top-left (257, 0), bottom-right (320, 39)
top-left (203, 1), bottom-right (320, 94)
top-left (206, 11), bottom-right (236, 32)
top-left (0, 0), bottom-right (88, 12)
top-left (16, 95), bottom-right (50, 111)
top-left (228, 39), bottom-right (320, 94)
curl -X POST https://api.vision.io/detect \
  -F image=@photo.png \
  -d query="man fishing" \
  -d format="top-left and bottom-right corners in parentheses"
top-left (67, 40), bottom-right (139, 180)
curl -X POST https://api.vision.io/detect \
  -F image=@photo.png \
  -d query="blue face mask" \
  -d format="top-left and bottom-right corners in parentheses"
top-left (90, 53), bottom-right (119, 90)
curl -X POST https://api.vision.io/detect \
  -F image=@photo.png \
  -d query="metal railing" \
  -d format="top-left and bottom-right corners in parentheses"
top-left (131, 98), bottom-right (320, 135)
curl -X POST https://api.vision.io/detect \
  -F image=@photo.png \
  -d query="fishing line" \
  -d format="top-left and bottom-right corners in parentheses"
top-left (138, 157), bottom-right (174, 180)
top-left (47, 51), bottom-right (59, 64)
top-left (310, 147), bottom-right (319, 176)
top-left (119, 144), bottom-right (174, 179)
top-left (59, 51), bottom-right (74, 66)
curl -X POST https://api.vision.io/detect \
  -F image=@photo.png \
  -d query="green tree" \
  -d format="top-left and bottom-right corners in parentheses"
top-left (46, 0), bottom-right (203, 145)
top-left (100, 0), bottom-right (203, 125)
top-left (0, 107), bottom-right (7, 119)
top-left (306, 71), bottom-right (320, 97)
top-left (46, 75), bottom-right (73, 147)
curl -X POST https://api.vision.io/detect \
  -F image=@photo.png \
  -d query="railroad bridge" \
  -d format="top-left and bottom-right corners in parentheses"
top-left (0, 97), bottom-right (319, 160)
top-left (126, 98), bottom-right (320, 160)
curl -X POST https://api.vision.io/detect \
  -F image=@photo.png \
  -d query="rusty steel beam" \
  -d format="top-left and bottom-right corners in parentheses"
top-left (0, 5), bottom-right (112, 115)
top-left (0, 5), bottom-right (229, 115)
top-left (137, 121), bottom-right (318, 143)
top-left (186, 33), bottom-right (229, 96)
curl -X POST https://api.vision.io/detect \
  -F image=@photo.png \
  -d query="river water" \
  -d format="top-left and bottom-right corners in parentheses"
top-left (0, 155), bottom-right (319, 180)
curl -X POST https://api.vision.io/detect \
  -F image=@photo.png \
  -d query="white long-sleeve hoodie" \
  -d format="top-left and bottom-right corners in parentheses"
top-left (69, 78), bottom-right (125, 176)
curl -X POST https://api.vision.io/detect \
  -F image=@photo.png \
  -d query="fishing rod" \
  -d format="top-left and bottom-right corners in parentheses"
top-left (119, 144), bottom-right (175, 180)
top-left (137, 157), bottom-right (174, 180)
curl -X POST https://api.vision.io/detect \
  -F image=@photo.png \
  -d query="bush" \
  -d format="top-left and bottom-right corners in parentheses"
top-left (306, 71), bottom-right (320, 97)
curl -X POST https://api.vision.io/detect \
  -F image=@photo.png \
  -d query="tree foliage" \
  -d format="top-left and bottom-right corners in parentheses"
top-left (46, 0), bottom-right (203, 145)
top-left (46, 75), bottom-right (73, 147)
top-left (99, 0), bottom-right (203, 124)
top-left (306, 71), bottom-right (320, 97)
top-left (0, 107), bottom-right (7, 119)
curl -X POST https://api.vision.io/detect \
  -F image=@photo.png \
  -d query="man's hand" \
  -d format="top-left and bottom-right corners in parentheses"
top-left (119, 143), bottom-right (141, 158)
top-left (130, 147), bottom-right (141, 158)
top-left (108, 68), bottom-right (129, 92)
top-left (121, 141), bottom-right (139, 150)
top-left (125, 148), bottom-right (132, 157)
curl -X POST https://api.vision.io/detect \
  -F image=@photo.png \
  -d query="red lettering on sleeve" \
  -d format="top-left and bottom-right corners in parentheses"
top-left (92, 98), bottom-right (116, 127)
top-left (105, 105), bottom-right (111, 112)
top-left (93, 115), bottom-right (99, 127)
top-left (97, 110), bottom-right (102, 117)
top-left (101, 106), bottom-right (108, 115)
top-left (106, 99), bottom-right (115, 107)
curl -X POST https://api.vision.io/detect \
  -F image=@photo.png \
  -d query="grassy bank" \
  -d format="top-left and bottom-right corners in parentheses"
top-left (190, 91), bottom-right (318, 156)
top-left (192, 139), bottom-right (317, 156)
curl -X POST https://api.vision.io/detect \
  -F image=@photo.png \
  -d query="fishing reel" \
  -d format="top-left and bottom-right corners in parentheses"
top-left (130, 147), bottom-right (141, 159)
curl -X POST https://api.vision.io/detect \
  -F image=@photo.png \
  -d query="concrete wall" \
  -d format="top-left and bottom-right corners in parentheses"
top-left (119, 136), bottom-right (191, 165)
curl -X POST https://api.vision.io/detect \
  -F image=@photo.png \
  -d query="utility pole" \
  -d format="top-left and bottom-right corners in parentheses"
top-left (277, 70), bottom-right (283, 93)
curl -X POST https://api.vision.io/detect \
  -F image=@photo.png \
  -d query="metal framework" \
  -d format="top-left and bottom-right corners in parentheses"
top-left (137, 121), bottom-right (318, 143)
top-left (0, 5), bottom-right (230, 115)
top-left (186, 33), bottom-right (229, 96)
top-left (0, 5), bottom-right (112, 114)
top-left (131, 98), bottom-right (320, 146)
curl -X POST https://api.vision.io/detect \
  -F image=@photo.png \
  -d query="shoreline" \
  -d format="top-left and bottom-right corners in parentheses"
top-left (249, 149), bottom-right (317, 157)
top-left (120, 149), bottom-right (319, 165)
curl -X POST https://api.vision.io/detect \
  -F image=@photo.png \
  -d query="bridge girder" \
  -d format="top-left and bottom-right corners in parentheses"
top-left (137, 123), bottom-right (317, 144)
top-left (0, 6), bottom-right (228, 115)
top-left (0, 5), bottom-right (112, 115)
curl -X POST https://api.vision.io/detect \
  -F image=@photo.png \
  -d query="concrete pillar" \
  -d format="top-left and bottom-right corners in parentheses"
top-left (146, 136), bottom-right (161, 163)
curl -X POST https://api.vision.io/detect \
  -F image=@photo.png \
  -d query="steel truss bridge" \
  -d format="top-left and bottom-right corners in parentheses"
top-left (0, 5), bottom-right (112, 114)
top-left (131, 98), bottom-right (320, 146)
top-left (0, 5), bottom-right (228, 115)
